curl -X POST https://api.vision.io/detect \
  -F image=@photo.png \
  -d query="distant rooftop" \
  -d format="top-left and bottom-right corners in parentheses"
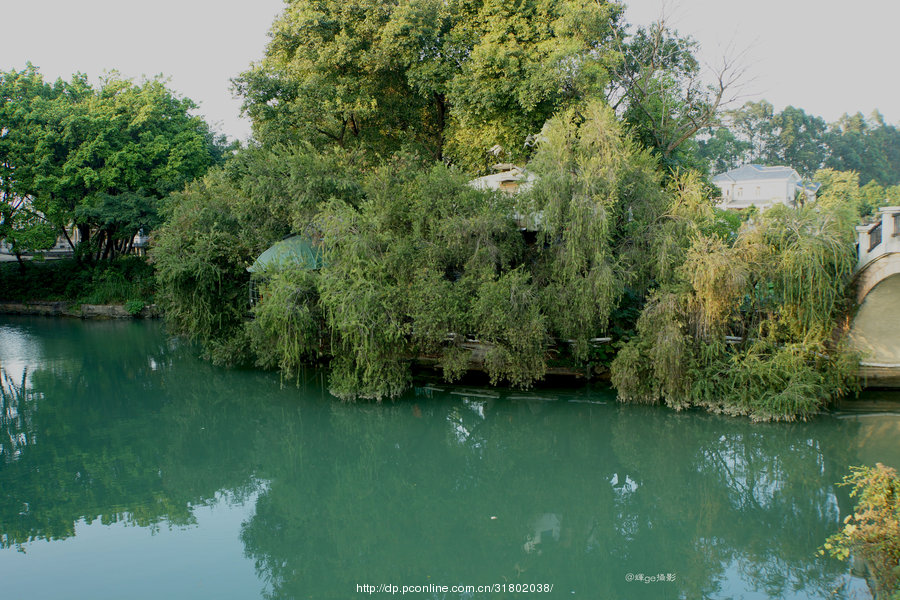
top-left (712, 164), bottom-right (800, 183)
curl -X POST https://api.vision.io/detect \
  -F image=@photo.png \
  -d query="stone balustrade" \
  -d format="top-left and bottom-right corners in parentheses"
top-left (856, 206), bottom-right (900, 270)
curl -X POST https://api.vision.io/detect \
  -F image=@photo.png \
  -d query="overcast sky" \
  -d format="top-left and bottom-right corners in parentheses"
top-left (3, 0), bottom-right (899, 141)
top-left (625, 0), bottom-right (900, 126)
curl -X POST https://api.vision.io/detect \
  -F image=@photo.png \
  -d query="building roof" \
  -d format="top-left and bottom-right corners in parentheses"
top-left (801, 181), bottom-right (821, 193)
top-left (247, 235), bottom-right (323, 273)
top-left (468, 166), bottom-right (536, 193)
top-left (712, 164), bottom-right (801, 184)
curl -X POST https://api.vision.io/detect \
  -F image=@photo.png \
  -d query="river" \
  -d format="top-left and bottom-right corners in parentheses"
top-left (1, 316), bottom-right (897, 599)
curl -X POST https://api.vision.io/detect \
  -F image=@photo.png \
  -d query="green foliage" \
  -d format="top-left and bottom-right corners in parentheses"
top-left (524, 102), bottom-right (662, 356)
top-left (0, 65), bottom-right (227, 260)
top-left (824, 464), bottom-right (900, 598)
top-left (742, 205), bottom-right (856, 333)
top-left (315, 158), bottom-right (528, 398)
top-left (611, 202), bottom-right (858, 421)
top-left (0, 202), bottom-right (57, 255)
top-left (151, 171), bottom-right (255, 362)
top-left (815, 168), bottom-right (862, 216)
top-left (471, 269), bottom-right (548, 387)
top-left (611, 291), bottom-right (693, 408)
top-left (610, 19), bottom-right (734, 172)
top-left (826, 111), bottom-right (900, 187)
top-left (248, 267), bottom-right (324, 379)
top-left (236, 0), bottom-right (623, 170)
top-left (695, 337), bottom-right (859, 421)
top-left (124, 299), bottom-right (145, 316)
top-left (0, 256), bottom-right (154, 305)
top-left (696, 126), bottom-right (749, 175)
top-left (225, 143), bottom-right (367, 234)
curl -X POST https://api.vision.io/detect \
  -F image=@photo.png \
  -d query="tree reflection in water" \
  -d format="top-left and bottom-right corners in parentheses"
top-left (0, 317), bottom-right (874, 599)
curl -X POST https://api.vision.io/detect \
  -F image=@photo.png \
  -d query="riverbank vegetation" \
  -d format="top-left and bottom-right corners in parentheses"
top-left (147, 0), bottom-right (863, 420)
top-left (824, 464), bottom-right (900, 599)
top-left (3, 1), bottom-right (868, 420)
top-left (0, 257), bottom-right (155, 307)
top-left (153, 116), bottom-right (858, 420)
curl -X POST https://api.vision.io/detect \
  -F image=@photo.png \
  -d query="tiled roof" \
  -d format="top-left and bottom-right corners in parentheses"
top-left (712, 164), bottom-right (800, 183)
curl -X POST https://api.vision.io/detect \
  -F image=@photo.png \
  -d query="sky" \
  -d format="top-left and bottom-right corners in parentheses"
top-left (2, 0), bottom-right (286, 141)
top-left (3, 0), bottom-right (899, 141)
top-left (625, 0), bottom-right (900, 126)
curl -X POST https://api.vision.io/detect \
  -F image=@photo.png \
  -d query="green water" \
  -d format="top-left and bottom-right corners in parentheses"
top-left (1, 316), bottom-right (897, 599)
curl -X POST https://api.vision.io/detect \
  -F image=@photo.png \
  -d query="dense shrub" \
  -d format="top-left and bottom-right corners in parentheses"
top-left (0, 256), bottom-right (155, 305)
top-left (824, 464), bottom-right (900, 599)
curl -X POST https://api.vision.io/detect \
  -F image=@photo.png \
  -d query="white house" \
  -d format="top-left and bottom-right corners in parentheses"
top-left (712, 164), bottom-right (818, 210)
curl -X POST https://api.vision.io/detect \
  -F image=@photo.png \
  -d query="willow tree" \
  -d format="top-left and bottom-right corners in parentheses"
top-left (612, 201), bottom-right (858, 421)
top-left (313, 158), bottom-right (528, 399)
top-left (152, 144), bottom-right (366, 364)
top-left (521, 102), bottom-right (668, 360)
top-left (151, 171), bottom-right (256, 365)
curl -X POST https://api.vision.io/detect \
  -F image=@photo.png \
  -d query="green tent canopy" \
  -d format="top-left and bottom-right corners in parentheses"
top-left (247, 235), bottom-right (323, 273)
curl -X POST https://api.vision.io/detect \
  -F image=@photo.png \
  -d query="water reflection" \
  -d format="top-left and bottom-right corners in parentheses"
top-left (0, 316), bottom-right (888, 599)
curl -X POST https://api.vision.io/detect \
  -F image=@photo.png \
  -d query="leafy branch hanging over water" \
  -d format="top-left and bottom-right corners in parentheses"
top-left (153, 102), bottom-right (860, 419)
top-left (611, 201), bottom-right (859, 421)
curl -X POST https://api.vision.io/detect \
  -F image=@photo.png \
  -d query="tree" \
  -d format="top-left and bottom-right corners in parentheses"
top-left (696, 126), bottom-right (749, 174)
top-left (727, 100), bottom-right (775, 162)
top-left (0, 65), bottom-right (68, 264)
top-left (717, 101), bottom-right (826, 176)
top-left (768, 105), bottom-right (827, 177)
top-left (814, 168), bottom-right (861, 216)
top-left (611, 201), bottom-right (858, 421)
top-left (826, 111), bottom-right (900, 187)
top-left (235, 0), bottom-right (624, 171)
top-left (607, 17), bottom-right (744, 170)
top-left (824, 464), bottom-right (900, 599)
top-left (0, 65), bottom-right (228, 261)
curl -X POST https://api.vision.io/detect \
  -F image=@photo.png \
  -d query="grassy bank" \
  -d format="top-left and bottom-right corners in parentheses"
top-left (0, 257), bottom-right (155, 310)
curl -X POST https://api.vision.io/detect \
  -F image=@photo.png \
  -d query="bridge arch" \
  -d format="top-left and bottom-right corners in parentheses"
top-left (854, 206), bottom-right (900, 303)
top-left (851, 207), bottom-right (900, 386)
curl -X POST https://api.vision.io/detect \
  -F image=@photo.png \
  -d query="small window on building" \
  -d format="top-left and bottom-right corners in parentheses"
top-left (755, 186), bottom-right (760, 197)
top-left (737, 187), bottom-right (743, 198)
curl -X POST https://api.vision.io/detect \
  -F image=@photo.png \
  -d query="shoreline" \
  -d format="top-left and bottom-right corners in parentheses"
top-left (0, 301), bottom-right (161, 320)
top-left (1, 308), bottom-right (898, 392)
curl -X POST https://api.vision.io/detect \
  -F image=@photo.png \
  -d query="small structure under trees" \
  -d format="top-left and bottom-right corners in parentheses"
top-left (247, 234), bottom-right (324, 305)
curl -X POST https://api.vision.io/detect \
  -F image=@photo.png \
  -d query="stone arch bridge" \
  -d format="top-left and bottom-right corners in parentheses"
top-left (850, 206), bottom-right (900, 387)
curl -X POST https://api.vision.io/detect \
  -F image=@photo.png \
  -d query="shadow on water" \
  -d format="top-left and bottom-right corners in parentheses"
top-left (0, 316), bottom-right (890, 599)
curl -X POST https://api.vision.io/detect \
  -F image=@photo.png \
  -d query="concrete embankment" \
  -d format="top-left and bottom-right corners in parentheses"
top-left (0, 301), bottom-right (160, 319)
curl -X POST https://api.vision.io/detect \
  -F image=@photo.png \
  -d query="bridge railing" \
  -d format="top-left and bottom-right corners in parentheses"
top-left (856, 206), bottom-right (900, 269)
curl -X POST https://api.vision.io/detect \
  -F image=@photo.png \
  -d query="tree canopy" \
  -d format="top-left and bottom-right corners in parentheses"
top-left (698, 100), bottom-right (900, 192)
top-left (0, 64), bottom-right (228, 260)
top-left (235, 0), bottom-right (624, 171)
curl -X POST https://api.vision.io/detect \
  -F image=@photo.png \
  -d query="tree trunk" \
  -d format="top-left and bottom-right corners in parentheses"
top-left (61, 226), bottom-right (76, 252)
top-left (94, 230), bottom-right (105, 262)
top-left (77, 224), bottom-right (93, 263)
top-left (101, 230), bottom-right (115, 260)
